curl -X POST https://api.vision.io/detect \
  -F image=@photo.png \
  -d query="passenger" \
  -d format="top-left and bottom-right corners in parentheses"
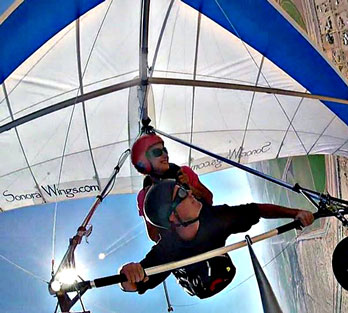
top-left (131, 133), bottom-right (213, 242)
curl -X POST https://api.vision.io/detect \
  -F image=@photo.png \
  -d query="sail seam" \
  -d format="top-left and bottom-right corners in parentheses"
top-left (76, 18), bottom-right (101, 189)
top-left (1, 127), bottom-right (345, 179)
top-left (149, 0), bottom-right (175, 77)
top-left (275, 97), bottom-right (306, 158)
top-left (333, 137), bottom-right (348, 154)
top-left (214, 0), bottom-right (309, 156)
top-left (157, 4), bottom-right (181, 127)
top-left (2, 82), bottom-right (47, 203)
top-left (188, 12), bottom-right (202, 167)
top-left (307, 116), bottom-right (336, 154)
top-left (0, 69), bottom-right (139, 123)
top-left (238, 56), bottom-right (264, 163)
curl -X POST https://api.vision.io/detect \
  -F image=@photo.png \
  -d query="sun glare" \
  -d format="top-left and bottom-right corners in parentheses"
top-left (56, 268), bottom-right (78, 285)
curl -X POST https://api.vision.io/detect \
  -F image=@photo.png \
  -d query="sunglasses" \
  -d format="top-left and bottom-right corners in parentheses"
top-left (171, 184), bottom-right (190, 210)
top-left (171, 184), bottom-right (199, 227)
top-left (146, 147), bottom-right (168, 158)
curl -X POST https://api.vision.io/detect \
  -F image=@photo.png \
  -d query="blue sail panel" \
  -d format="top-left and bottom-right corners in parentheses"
top-left (0, 0), bottom-right (104, 84)
top-left (182, 0), bottom-right (348, 126)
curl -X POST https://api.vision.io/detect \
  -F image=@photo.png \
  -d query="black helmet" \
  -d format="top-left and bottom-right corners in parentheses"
top-left (332, 236), bottom-right (348, 291)
top-left (144, 179), bottom-right (177, 230)
top-left (144, 179), bottom-right (198, 230)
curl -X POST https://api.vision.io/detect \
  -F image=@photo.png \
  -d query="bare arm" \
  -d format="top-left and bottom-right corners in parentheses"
top-left (257, 203), bottom-right (314, 226)
top-left (190, 179), bottom-right (213, 205)
top-left (177, 169), bottom-right (213, 205)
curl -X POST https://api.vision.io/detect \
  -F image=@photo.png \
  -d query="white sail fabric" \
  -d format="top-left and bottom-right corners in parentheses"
top-left (0, 0), bottom-right (347, 211)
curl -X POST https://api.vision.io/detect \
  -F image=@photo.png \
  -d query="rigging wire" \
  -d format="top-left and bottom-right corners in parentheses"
top-left (103, 149), bottom-right (131, 199)
top-left (137, 0), bottom-right (151, 124)
top-left (2, 3), bottom-right (346, 313)
top-left (139, 0), bottom-right (175, 127)
top-left (151, 2), bottom-right (181, 127)
top-left (238, 56), bottom-right (265, 163)
top-left (32, 1), bottom-right (347, 310)
top-left (188, 11), bottom-right (201, 167)
top-left (51, 202), bottom-right (58, 277)
top-left (149, 0), bottom-right (175, 77)
top-left (0, 26), bottom-right (73, 108)
top-left (77, 288), bottom-right (88, 313)
top-left (50, 148), bottom-right (131, 286)
top-left (0, 254), bottom-right (48, 284)
top-left (163, 280), bottom-right (174, 312)
top-left (2, 82), bottom-right (47, 203)
top-left (275, 97), bottom-right (305, 159)
top-left (76, 18), bottom-right (102, 190)
top-left (308, 116), bottom-right (336, 155)
top-left (53, 301), bottom-right (59, 313)
top-left (4, 81), bottom-right (56, 280)
top-left (80, 0), bottom-right (116, 81)
top-left (214, 0), bottom-right (308, 156)
top-left (333, 138), bottom-right (348, 155)
top-left (50, 0), bottom-right (116, 276)
top-left (50, 96), bottom-right (77, 276)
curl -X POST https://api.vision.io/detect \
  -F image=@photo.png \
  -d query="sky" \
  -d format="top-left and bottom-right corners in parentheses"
top-left (0, 167), bottom-right (293, 313)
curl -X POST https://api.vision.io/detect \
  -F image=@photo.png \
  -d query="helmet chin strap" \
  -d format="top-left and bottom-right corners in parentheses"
top-left (173, 215), bottom-right (200, 228)
top-left (172, 197), bottom-right (202, 228)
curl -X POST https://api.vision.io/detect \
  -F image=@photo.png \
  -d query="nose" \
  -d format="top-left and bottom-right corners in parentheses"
top-left (160, 154), bottom-right (168, 162)
top-left (161, 152), bottom-right (168, 160)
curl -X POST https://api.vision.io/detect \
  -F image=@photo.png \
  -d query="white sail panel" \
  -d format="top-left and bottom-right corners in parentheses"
top-left (4, 25), bottom-right (79, 119)
top-left (81, 0), bottom-right (140, 88)
top-left (0, 0), bottom-right (348, 212)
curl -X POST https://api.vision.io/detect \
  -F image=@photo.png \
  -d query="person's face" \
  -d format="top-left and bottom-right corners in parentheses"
top-left (171, 185), bottom-right (202, 224)
top-left (147, 143), bottom-right (169, 174)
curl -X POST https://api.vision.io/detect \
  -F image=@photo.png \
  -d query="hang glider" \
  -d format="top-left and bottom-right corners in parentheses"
top-left (1, 0), bottom-right (348, 311)
top-left (0, 0), bottom-right (348, 213)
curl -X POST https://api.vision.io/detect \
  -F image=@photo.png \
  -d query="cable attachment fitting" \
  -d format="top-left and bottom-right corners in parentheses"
top-left (84, 225), bottom-right (93, 243)
top-left (141, 118), bottom-right (153, 134)
top-left (318, 193), bottom-right (332, 211)
top-left (72, 225), bottom-right (93, 245)
top-left (293, 183), bottom-right (301, 193)
top-left (319, 193), bottom-right (348, 226)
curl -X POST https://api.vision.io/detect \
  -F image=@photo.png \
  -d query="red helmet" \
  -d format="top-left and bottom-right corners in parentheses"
top-left (131, 134), bottom-right (164, 174)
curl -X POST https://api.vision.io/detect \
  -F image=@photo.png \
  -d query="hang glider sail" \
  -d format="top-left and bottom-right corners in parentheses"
top-left (0, 0), bottom-right (347, 215)
top-left (1, 1), bottom-right (348, 313)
